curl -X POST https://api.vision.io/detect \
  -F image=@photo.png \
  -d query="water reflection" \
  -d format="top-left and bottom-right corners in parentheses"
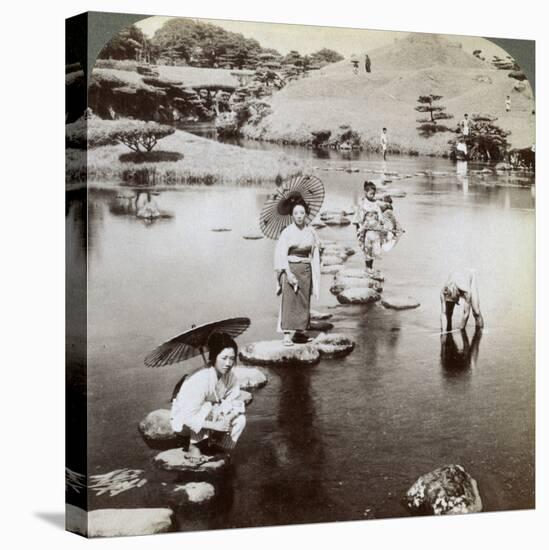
top-left (440, 328), bottom-right (482, 377)
top-left (108, 190), bottom-right (173, 225)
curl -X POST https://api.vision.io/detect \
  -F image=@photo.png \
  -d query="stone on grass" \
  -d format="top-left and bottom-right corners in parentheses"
top-left (233, 366), bottom-right (268, 389)
top-left (139, 409), bottom-right (177, 442)
top-left (173, 482), bottom-right (215, 504)
top-left (310, 309), bottom-right (333, 321)
top-left (87, 508), bottom-right (173, 537)
top-left (153, 448), bottom-right (227, 473)
top-left (313, 333), bottom-right (355, 357)
top-left (404, 465), bottom-right (483, 516)
top-left (381, 296), bottom-right (420, 310)
top-left (337, 288), bottom-right (381, 305)
top-left (239, 340), bottom-right (320, 366)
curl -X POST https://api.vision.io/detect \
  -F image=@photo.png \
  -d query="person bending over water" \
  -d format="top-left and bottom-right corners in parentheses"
top-left (440, 269), bottom-right (484, 332)
top-left (171, 332), bottom-right (246, 456)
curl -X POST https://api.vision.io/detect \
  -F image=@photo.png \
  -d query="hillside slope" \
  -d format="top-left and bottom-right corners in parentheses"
top-left (242, 34), bottom-right (535, 155)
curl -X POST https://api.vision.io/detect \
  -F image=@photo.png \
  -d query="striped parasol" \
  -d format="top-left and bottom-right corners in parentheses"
top-left (144, 317), bottom-right (250, 368)
top-left (260, 174), bottom-right (325, 239)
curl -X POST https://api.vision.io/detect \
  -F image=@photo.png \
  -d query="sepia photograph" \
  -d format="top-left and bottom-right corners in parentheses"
top-left (64, 10), bottom-right (535, 538)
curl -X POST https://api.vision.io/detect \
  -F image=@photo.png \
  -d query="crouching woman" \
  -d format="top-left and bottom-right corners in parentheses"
top-left (170, 332), bottom-right (246, 455)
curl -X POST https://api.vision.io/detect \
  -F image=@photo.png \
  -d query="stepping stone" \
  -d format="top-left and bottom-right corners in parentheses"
top-left (153, 448), bottom-right (227, 473)
top-left (243, 234), bottom-right (263, 240)
top-left (321, 254), bottom-right (346, 266)
top-left (384, 190), bottom-right (407, 198)
top-left (404, 465), bottom-right (483, 516)
top-left (311, 221), bottom-right (327, 229)
top-left (139, 409), bottom-right (177, 442)
top-left (233, 366), bottom-right (268, 389)
top-left (313, 333), bottom-right (355, 357)
top-left (86, 508), bottom-right (173, 537)
top-left (211, 228), bottom-right (232, 232)
top-left (339, 268), bottom-right (384, 282)
top-left (321, 265), bottom-right (342, 275)
top-left (310, 309), bottom-right (333, 321)
top-left (337, 288), bottom-right (381, 305)
top-left (239, 340), bottom-right (320, 366)
top-left (321, 209), bottom-right (346, 218)
top-left (172, 482), bottom-right (215, 504)
top-left (324, 216), bottom-right (351, 226)
top-left (331, 277), bottom-right (383, 295)
top-left (381, 296), bottom-right (420, 310)
top-left (308, 320), bottom-right (334, 331)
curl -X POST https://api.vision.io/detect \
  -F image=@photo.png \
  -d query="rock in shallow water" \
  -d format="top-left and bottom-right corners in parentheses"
top-left (404, 464), bottom-right (483, 516)
top-left (239, 340), bottom-right (320, 366)
top-left (139, 409), bottom-right (177, 442)
top-left (337, 288), bottom-right (381, 305)
top-left (233, 366), bottom-right (268, 388)
top-left (87, 508), bottom-right (173, 537)
top-left (310, 309), bottom-right (333, 321)
top-left (153, 448), bottom-right (227, 473)
top-left (381, 296), bottom-right (420, 310)
top-left (173, 482), bottom-right (215, 504)
top-left (313, 333), bottom-right (355, 357)
top-left (331, 276), bottom-right (383, 295)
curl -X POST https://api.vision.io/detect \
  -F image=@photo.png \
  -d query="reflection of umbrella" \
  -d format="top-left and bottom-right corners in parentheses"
top-left (259, 174), bottom-right (325, 239)
top-left (144, 317), bottom-right (251, 368)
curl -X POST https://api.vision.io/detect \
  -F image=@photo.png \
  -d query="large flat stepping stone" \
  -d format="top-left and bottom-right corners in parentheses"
top-left (239, 340), bottom-right (320, 366)
top-left (86, 508), bottom-right (173, 537)
top-left (233, 366), bottom-right (268, 389)
top-left (153, 448), bottom-right (227, 473)
top-left (381, 296), bottom-right (420, 310)
top-left (313, 333), bottom-right (355, 357)
top-left (309, 320), bottom-right (334, 331)
top-left (139, 409), bottom-right (177, 442)
top-left (310, 309), bottom-right (333, 321)
top-left (331, 277), bottom-right (383, 295)
top-left (242, 234), bottom-right (263, 240)
top-left (404, 465), bottom-right (482, 516)
top-left (172, 482), bottom-right (215, 504)
top-left (337, 288), bottom-right (381, 305)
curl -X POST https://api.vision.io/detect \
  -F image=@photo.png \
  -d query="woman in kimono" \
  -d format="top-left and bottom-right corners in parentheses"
top-left (352, 181), bottom-right (385, 274)
top-left (170, 332), bottom-right (246, 456)
top-left (274, 199), bottom-right (321, 346)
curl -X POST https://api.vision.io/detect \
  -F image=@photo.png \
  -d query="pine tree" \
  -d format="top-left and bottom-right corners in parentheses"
top-left (415, 94), bottom-right (453, 137)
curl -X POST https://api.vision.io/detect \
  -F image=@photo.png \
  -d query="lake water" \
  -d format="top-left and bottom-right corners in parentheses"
top-left (66, 151), bottom-right (535, 530)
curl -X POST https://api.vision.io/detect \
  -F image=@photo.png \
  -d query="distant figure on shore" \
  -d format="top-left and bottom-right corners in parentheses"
top-left (351, 55), bottom-right (359, 75)
top-left (171, 332), bottom-right (247, 456)
top-left (274, 200), bottom-right (320, 346)
top-left (456, 138), bottom-right (468, 160)
top-left (365, 54), bottom-right (371, 73)
top-left (440, 269), bottom-right (484, 332)
top-left (380, 127), bottom-right (388, 160)
top-left (505, 95), bottom-right (512, 112)
top-left (459, 114), bottom-right (471, 137)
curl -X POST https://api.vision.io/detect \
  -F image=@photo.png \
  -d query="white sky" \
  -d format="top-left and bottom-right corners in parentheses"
top-left (135, 15), bottom-right (509, 59)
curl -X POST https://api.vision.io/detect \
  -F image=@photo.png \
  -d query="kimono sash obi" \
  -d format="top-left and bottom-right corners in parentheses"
top-left (288, 245), bottom-right (312, 263)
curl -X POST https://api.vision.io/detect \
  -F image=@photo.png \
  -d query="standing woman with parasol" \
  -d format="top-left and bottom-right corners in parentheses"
top-left (261, 175), bottom-right (324, 346)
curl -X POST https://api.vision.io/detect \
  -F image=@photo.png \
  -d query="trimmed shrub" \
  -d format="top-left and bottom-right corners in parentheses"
top-left (111, 120), bottom-right (175, 152)
top-left (119, 151), bottom-right (183, 163)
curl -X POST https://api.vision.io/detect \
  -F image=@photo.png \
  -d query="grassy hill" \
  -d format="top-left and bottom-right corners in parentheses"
top-left (242, 34), bottom-right (535, 155)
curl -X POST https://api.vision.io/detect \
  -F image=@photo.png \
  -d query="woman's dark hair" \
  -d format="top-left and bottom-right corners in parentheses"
top-left (291, 198), bottom-right (310, 216)
top-left (363, 180), bottom-right (377, 193)
top-left (208, 332), bottom-right (238, 364)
